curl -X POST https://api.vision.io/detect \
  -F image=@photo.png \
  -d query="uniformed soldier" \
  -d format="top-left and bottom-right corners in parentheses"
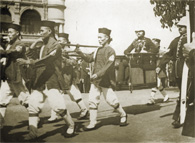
top-left (147, 38), bottom-right (169, 105)
top-left (117, 29), bottom-right (158, 85)
top-left (156, 16), bottom-right (187, 128)
top-left (48, 33), bottom-right (88, 122)
top-left (17, 21), bottom-right (76, 139)
top-left (76, 28), bottom-right (128, 130)
top-left (0, 23), bottom-right (29, 129)
top-left (124, 30), bottom-right (158, 54)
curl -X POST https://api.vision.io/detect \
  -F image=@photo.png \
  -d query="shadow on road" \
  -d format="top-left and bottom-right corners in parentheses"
top-left (123, 104), bottom-right (161, 115)
top-left (1, 101), bottom-right (175, 142)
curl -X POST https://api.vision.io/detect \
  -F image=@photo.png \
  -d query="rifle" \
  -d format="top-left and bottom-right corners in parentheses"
top-left (64, 44), bottom-right (99, 48)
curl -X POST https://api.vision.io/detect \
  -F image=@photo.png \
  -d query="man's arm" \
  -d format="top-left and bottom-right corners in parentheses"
top-left (75, 48), bottom-right (94, 63)
top-left (124, 41), bottom-right (135, 55)
top-left (157, 39), bottom-right (175, 69)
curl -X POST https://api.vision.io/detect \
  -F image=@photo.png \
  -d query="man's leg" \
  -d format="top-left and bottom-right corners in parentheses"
top-left (48, 109), bottom-right (59, 122)
top-left (159, 78), bottom-right (169, 102)
top-left (147, 87), bottom-right (157, 105)
top-left (102, 87), bottom-right (128, 126)
top-left (84, 84), bottom-right (100, 130)
top-left (0, 81), bottom-right (13, 129)
top-left (24, 90), bottom-right (45, 140)
top-left (68, 84), bottom-right (88, 120)
top-left (46, 88), bottom-right (75, 137)
top-left (172, 78), bottom-right (182, 128)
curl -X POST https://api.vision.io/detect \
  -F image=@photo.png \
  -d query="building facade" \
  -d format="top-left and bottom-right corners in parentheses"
top-left (0, 0), bottom-right (66, 39)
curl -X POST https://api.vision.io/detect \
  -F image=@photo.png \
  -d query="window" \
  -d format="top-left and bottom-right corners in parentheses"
top-left (20, 10), bottom-right (41, 34)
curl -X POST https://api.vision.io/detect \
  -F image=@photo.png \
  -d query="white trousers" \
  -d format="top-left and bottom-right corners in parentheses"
top-left (28, 88), bottom-right (66, 115)
top-left (0, 80), bottom-right (29, 106)
top-left (89, 84), bottom-right (119, 109)
top-left (66, 84), bottom-right (82, 101)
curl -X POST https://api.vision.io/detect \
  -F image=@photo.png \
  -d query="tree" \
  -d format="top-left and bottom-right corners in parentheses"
top-left (150, 0), bottom-right (189, 29)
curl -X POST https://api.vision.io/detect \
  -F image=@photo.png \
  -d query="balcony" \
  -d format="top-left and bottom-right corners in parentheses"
top-left (21, 0), bottom-right (43, 3)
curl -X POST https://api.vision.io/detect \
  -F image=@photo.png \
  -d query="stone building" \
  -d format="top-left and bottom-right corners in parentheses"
top-left (0, 0), bottom-right (66, 39)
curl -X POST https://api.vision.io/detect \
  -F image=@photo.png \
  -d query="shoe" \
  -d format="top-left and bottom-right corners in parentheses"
top-left (24, 125), bottom-right (38, 140)
top-left (48, 116), bottom-right (58, 122)
top-left (163, 95), bottom-right (169, 102)
top-left (120, 114), bottom-right (128, 126)
top-left (77, 110), bottom-right (89, 120)
top-left (172, 120), bottom-right (183, 128)
top-left (65, 125), bottom-right (77, 138)
top-left (147, 99), bottom-right (155, 105)
top-left (83, 122), bottom-right (97, 131)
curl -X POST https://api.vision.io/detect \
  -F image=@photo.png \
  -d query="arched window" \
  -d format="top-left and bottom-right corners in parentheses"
top-left (0, 7), bottom-right (11, 33)
top-left (20, 10), bottom-right (41, 34)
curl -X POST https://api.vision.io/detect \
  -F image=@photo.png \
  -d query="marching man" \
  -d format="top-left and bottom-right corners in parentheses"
top-left (0, 23), bottom-right (29, 130)
top-left (76, 27), bottom-right (128, 130)
top-left (48, 33), bottom-right (88, 122)
top-left (17, 21), bottom-right (76, 139)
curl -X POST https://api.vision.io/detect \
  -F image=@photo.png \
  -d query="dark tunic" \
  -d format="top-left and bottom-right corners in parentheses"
top-left (158, 35), bottom-right (187, 79)
top-left (182, 49), bottom-right (195, 137)
top-left (80, 45), bottom-right (116, 88)
top-left (0, 39), bottom-right (26, 83)
top-left (26, 37), bottom-right (64, 91)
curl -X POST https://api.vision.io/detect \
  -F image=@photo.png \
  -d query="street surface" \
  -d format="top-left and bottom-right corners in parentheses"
top-left (1, 88), bottom-right (195, 143)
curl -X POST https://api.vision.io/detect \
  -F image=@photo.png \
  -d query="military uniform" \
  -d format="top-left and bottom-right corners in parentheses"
top-left (118, 33), bottom-right (158, 85)
top-left (124, 37), bottom-right (158, 54)
top-left (158, 34), bottom-right (187, 128)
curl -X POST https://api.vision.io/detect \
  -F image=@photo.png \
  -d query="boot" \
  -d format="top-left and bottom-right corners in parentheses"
top-left (115, 104), bottom-right (128, 126)
top-left (147, 88), bottom-right (156, 105)
top-left (84, 109), bottom-right (97, 131)
top-left (160, 90), bottom-right (169, 102)
top-left (62, 111), bottom-right (76, 137)
top-left (24, 116), bottom-right (39, 140)
top-left (48, 110), bottom-right (59, 122)
top-left (77, 100), bottom-right (88, 120)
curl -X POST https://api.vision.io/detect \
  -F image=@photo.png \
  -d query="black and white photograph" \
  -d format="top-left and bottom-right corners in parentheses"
top-left (0, 0), bottom-right (195, 142)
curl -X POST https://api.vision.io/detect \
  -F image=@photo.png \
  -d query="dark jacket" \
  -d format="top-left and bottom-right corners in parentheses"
top-left (79, 45), bottom-right (116, 88)
top-left (124, 37), bottom-right (158, 54)
top-left (0, 39), bottom-right (26, 83)
top-left (158, 35), bottom-right (187, 78)
top-left (26, 36), bottom-right (64, 91)
top-left (182, 49), bottom-right (195, 137)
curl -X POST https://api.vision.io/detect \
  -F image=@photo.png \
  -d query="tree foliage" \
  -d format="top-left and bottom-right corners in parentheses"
top-left (150, 0), bottom-right (189, 29)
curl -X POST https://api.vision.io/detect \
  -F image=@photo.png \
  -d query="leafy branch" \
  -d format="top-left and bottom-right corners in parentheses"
top-left (150, 0), bottom-right (189, 29)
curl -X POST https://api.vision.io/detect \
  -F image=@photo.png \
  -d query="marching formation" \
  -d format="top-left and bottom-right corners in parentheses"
top-left (0, 17), bottom-right (194, 141)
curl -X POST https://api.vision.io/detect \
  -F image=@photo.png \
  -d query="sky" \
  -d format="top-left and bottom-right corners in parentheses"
top-left (64, 0), bottom-right (180, 55)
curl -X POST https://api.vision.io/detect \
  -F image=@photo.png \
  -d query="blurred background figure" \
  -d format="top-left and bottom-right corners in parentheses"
top-left (147, 38), bottom-right (169, 105)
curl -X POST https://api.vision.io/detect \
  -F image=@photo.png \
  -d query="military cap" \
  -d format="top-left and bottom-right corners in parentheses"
top-left (152, 38), bottom-right (161, 43)
top-left (7, 23), bottom-right (21, 31)
top-left (58, 33), bottom-right (69, 41)
top-left (40, 20), bottom-right (55, 30)
top-left (177, 16), bottom-right (187, 27)
top-left (135, 30), bottom-right (145, 33)
top-left (98, 28), bottom-right (111, 36)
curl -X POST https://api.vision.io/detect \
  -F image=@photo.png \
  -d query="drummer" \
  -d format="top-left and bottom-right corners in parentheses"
top-left (117, 29), bottom-right (158, 85)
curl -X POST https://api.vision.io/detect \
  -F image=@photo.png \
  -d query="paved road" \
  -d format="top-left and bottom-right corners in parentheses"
top-left (1, 88), bottom-right (195, 142)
